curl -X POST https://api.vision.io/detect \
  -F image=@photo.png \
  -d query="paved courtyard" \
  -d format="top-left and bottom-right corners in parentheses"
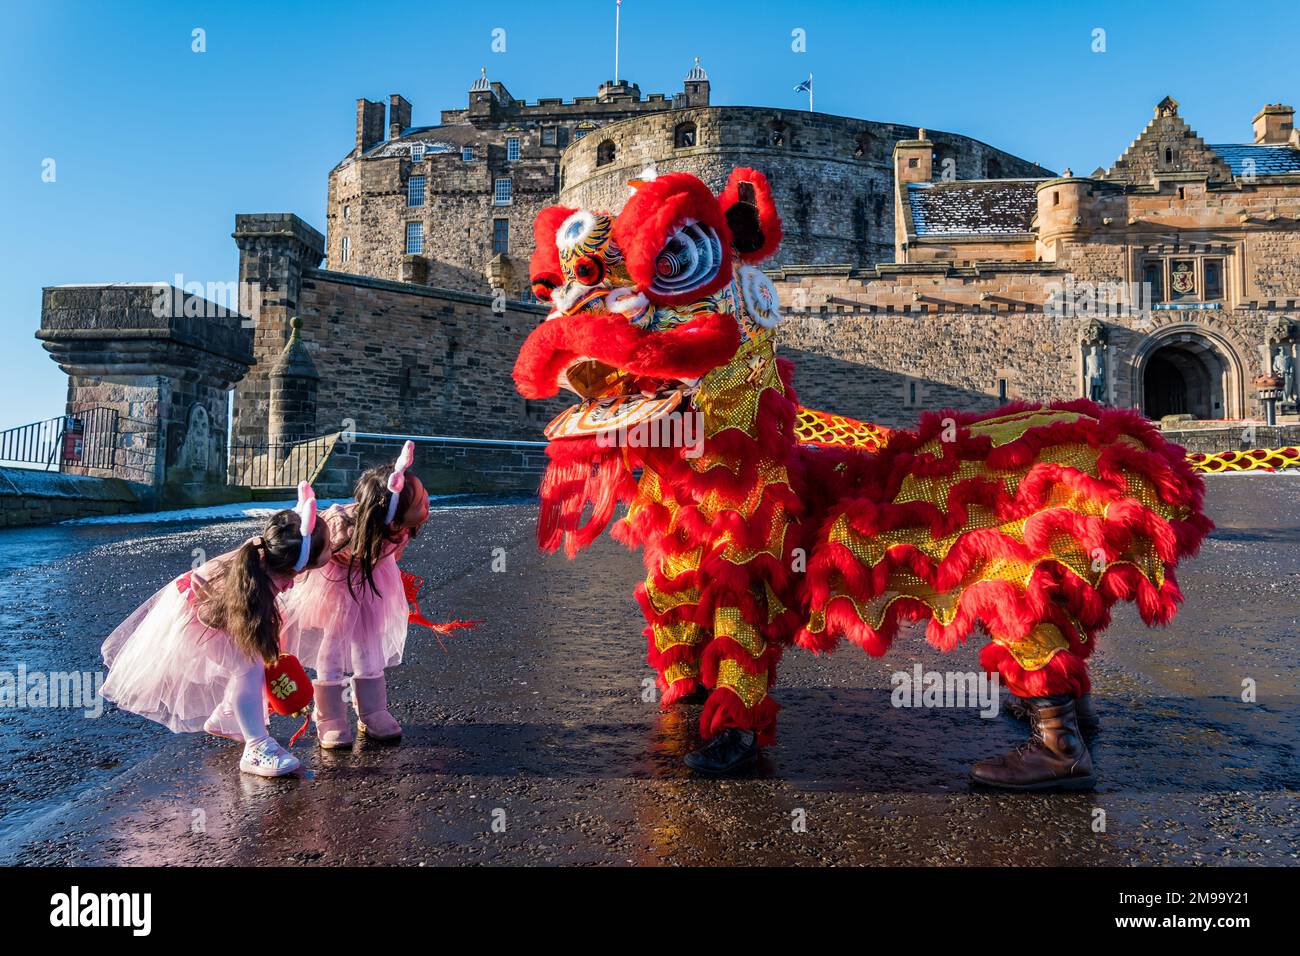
top-left (0, 476), bottom-right (1296, 866)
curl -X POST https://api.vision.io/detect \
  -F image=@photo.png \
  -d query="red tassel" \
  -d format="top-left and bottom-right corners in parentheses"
top-left (400, 570), bottom-right (483, 652)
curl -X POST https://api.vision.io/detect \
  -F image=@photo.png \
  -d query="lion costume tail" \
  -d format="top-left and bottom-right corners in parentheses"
top-left (797, 399), bottom-right (1213, 698)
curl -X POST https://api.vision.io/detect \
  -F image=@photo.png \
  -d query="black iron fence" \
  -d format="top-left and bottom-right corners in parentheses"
top-left (0, 407), bottom-right (119, 471)
top-left (227, 434), bottom-right (335, 488)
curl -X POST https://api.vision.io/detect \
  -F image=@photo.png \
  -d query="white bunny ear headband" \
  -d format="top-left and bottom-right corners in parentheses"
top-left (292, 481), bottom-right (318, 572)
top-left (384, 440), bottom-right (416, 525)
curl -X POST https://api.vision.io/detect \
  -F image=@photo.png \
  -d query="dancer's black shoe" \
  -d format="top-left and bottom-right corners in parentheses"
top-left (683, 728), bottom-right (759, 775)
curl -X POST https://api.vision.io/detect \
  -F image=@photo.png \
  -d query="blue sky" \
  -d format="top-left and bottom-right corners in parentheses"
top-left (2, 0), bottom-right (1297, 431)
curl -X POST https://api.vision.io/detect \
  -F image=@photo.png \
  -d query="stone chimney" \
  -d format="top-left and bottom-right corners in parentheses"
top-left (1254, 104), bottom-right (1294, 144)
top-left (356, 98), bottom-right (384, 153)
top-left (389, 94), bottom-right (412, 140)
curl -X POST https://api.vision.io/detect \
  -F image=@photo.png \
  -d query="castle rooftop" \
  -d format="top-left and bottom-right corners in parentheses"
top-left (908, 179), bottom-right (1045, 236)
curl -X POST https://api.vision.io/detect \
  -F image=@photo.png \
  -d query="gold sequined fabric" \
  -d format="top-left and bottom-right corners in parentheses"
top-left (715, 659), bottom-right (769, 709)
top-left (809, 408), bottom-right (1187, 670)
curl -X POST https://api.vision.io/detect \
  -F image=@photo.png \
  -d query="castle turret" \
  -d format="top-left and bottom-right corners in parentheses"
top-left (683, 57), bottom-right (710, 107)
top-left (268, 316), bottom-right (319, 446)
top-left (893, 130), bottom-right (933, 259)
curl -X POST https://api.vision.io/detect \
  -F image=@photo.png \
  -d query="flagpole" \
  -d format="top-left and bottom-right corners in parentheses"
top-left (808, 72), bottom-right (813, 112)
top-left (614, 0), bottom-right (621, 83)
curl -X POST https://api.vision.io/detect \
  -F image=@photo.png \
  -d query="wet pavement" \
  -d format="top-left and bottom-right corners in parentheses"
top-left (0, 477), bottom-right (1296, 866)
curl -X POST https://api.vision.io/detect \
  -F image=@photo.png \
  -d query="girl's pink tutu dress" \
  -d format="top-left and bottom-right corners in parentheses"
top-left (279, 503), bottom-right (410, 679)
top-left (101, 552), bottom-right (295, 733)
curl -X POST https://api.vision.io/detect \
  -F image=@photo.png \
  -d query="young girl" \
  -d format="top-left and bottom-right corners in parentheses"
top-left (280, 441), bottom-right (430, 748)
top-left (101, 483), bottom-right (330, 777)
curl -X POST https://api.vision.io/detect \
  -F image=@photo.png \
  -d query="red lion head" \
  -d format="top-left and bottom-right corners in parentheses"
top-left (513, 167), bottom-right (785, 555)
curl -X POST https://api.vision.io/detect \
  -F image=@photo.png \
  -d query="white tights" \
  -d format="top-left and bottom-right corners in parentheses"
top-left (229, 663), bottom-right (270, 745)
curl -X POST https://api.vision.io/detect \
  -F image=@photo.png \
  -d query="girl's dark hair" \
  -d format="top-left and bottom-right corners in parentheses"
top-left (198, 510), bottom-right (306, 664)
top-left (347, 464), bottom-right (420, 599)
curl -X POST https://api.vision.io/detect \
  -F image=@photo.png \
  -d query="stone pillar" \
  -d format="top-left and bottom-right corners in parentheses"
top-left (38, 283), bottom-right (254, 506)
top-left (231, 214), bottom-right (325, 445)
top-left (269, 317), bottom-right (320, 445)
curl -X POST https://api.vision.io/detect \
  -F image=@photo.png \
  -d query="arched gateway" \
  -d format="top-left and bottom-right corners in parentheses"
top-left (1135, 326), bottom-right (1246, 421)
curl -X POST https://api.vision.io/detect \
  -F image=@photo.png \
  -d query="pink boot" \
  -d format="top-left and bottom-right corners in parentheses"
top-left (313, 680), bottom-right (354, 749)
top-left (352, 674), bottom-right (401, 742)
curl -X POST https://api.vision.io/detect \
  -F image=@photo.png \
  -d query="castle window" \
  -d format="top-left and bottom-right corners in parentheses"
top-left (1204, 258), bottom-right (1224, 300)
top-left (507, 137), bottom-right (520, 161)
top-left (341, 236), bottom-right (351, 263)
top-left (1164, 147), bottom-right (1175, 165)
top-left (997, 378), bottom-right (1009, 401)
top-left (493, 218), bottom-right (509, 255)
top-left (493, 178), bottom-right (513, 205)
top-left (541, 127), bottom-right (556, 147)
top-left (1053, 191), bottom-right (1060, 206)
top-left (853, 131), bottom-right (872, 158)
top-left (596, 140), bottom-right (616, 167)
top-left (462, 146), bottom-right (475, 162)
top-left (407, 175), bottom-right (425, 207)
top-left (411, 143), bottom-right (425, 162)
top-left (674, 121), bottom-right (697, 148)
top-left (405, 222), bottom-right (424, 254)
top-left (1142, 259), bottom-right (1164, 302)
top-left (342, 204), bottom-right (350, 220)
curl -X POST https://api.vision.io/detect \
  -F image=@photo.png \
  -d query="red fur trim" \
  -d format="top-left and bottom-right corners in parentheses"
top-left (700, 689), bottom-right (779, 746)
top-left (717, 167), bottom-right (783, 263)
top-left (979, 644), bottom-right (1091, 698)
top-left (536, 437), bottom-right (636, 556)
top-left (612, 173), bottom-right (734, 305)
top-left (512, 309), bottom-right (741, 399)
top-left (528, 205), bottom-right (575, 298)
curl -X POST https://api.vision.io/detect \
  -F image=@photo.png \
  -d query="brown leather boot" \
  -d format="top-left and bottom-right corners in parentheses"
top-left (1006, 692), bottom-right (1100, 740)
top-left (972, 694), bottom-right (1096, 791)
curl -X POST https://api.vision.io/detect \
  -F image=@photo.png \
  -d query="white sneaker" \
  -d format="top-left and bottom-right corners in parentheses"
top-left (239, 737), bottom-right (301, 778)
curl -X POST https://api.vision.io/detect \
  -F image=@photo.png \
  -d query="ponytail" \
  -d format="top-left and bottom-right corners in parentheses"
top-left (197, 510), bottom-right (305, 663)
top-left (347, 465), bottom-right (416, 599)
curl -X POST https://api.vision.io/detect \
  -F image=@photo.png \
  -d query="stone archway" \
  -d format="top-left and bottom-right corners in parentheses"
top-left (1135, 326), bottom-right (1244, 421)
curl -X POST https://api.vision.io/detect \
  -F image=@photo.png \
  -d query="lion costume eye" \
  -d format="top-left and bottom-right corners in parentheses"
top-left (650, 222), bottom-right (722, 298)
top-left (573, 255), bottom-right (605, 286)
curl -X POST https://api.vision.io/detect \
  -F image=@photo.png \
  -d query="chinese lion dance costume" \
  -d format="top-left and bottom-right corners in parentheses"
top-left (513, 168), bottom-right (1212, 788)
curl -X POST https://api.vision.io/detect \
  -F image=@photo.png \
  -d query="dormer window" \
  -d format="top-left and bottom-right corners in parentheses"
top-left (411, 143), bottom-right (425, 162)
top-left (462, 146), bottom-right (474, 162)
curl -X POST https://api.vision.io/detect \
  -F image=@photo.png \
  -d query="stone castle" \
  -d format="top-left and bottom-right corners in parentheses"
top-left (36, 68), bottom-right (1300, 512)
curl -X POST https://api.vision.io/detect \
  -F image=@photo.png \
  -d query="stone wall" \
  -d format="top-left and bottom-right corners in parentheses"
top-left (771, 264), bottom-right (1289, 427)
top-left (233, 222), bottom-right (568, 445)
top-left (0, 467), bottom-right (141, 528)
top-left (559, 107), bottom-right (1053, 270)
top-left (313, 433), bottom-right (546, 498)
top-left (38, 283), bottom-right (254, 505)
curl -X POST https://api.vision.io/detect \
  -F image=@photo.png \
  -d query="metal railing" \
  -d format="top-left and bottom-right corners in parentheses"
top-left (227, 434), bottom-right (335, 488)
top-left (0, 407), bottom-right (119, 471)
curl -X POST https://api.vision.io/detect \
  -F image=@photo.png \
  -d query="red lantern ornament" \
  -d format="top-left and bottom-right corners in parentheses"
top-left (264, 654), bottom-right (314, 746)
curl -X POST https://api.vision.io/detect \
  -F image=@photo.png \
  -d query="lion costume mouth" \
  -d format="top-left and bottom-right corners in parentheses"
top-left (512, 309), bottom-right (741, 439)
